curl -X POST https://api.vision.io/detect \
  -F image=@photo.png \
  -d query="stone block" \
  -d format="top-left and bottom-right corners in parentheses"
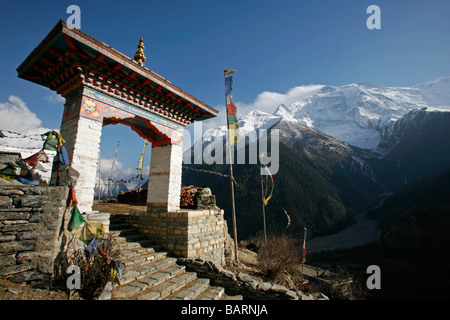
top-left (0, 234), bottom-right (16, 242)
top-left (0, 263), bottom-right (33, 276)
top-left (0, 254), bottom-right (16, 267)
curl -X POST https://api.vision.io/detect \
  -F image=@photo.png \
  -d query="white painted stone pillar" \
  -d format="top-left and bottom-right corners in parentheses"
top-left (147, 143), bottom-right (183, 212)
top-left (54, 115), bottom-right (102, 213)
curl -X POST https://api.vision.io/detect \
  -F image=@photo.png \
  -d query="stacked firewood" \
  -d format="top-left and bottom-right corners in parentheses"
top-left (180, 186), bottom-right (197, 208)
top-left (117, 188), bottom-right (147, 204)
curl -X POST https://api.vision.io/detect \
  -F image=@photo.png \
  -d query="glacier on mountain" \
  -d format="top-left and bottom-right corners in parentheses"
top-left (190, 78), bottom-right (450, 154)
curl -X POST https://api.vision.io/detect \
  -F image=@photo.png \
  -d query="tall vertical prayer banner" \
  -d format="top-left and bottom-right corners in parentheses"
top-left (224, 68), bottom-right (239, 261)
top-left (138, 139), bottom-right (148, 173)
top-left (224, 69), bottom-right (239, 145)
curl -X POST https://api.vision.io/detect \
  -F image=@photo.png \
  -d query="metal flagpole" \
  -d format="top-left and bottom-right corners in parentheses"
top-left (98, 146), bottom-right (102, 201)
top-left (224, 68), bottom-right (239, 262)
top-left (106, 139), bottom-right (120, 199)
top-left (228, 143), bottom-right (238, 262)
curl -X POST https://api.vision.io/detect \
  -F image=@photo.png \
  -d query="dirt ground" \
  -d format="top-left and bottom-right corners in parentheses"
top-left (92, 201), bottom-right (147, 215)
top-left (0, 278), bottom-right (70, 300)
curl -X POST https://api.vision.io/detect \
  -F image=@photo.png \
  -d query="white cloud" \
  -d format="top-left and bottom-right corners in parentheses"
top-left (183, 84), bottom-right (325, 148)
top-left (0, 96), bottom-right (57, 182)
top-left (97, 158), bottom-right (125, 180)
top-left (97, 157), bottom-right (149, 181)
top-left (0, 95), bottom-right (55, 154)
top-left (235, 84), bottom-right (325, 117)
top-left (0, 95), bottom-right (48, 134)
top-left (45, 92), bottom-right (65, 105)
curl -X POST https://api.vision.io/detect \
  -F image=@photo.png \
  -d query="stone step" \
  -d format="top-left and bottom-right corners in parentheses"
top-left (114, 233), bottom-right (148, 243)
top-left (109, 222), bottom-right (133, 230)
top-left (110, 228), bottom-right (138, 237)
top-left (136, 271), bottom-right (198, 300)
top-left (112, 264), bottom-right (187, 300)
top-left (116, 243), bottom-right (164, 259)
top-left (222, 293), bottom-right (244, 300)
top-left (108, 214), bottom-right (243, 300)
top-left (197, 285), bottom-right (226, 300)
top-left (121, 251), bottom-right (168, 269)
top-left (119, 257), bottom-right (178, 286)
top-left (115, 240), bottom-right (163, 253)
top-left (172, 278), bottom-right (210, 300)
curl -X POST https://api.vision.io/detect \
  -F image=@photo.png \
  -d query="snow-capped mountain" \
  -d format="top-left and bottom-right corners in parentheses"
top-left (94, 177), bottom-right (129, 199)
top-left (182, 77), bottom-right (450, 240)
top-left (413, 77), bottom-right (450, 107)
top-left (187, 78), bottom-right (450, 157)
top-left (94, 176), bottom-right (148, 199)
top-left (273, 79), bottom-right (450, 150)
top-left (184, 77), bottom-right (450, 202)
top-left (187, 109), bottom-right (281, 164)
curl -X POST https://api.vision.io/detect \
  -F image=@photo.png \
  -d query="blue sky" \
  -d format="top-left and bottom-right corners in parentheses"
top-left (1, 0), bottom-right (449, 181)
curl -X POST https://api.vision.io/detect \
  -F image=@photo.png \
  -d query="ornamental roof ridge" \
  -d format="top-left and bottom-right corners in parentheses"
top-left (17, 20), bottom-right (218, 117)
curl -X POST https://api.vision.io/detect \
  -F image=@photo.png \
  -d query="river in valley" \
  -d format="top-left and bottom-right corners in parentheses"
top-left (306, 212), bottom-right (382, 253)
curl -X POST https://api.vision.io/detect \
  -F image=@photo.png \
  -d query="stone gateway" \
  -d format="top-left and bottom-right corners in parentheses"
top-left (15, 20), bottom-right (230, 263)
top-left (16, 19), bottom-right (218, 214)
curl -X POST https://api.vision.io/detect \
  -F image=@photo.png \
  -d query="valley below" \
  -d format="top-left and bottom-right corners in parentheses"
top-left (306, 212), bottom-right (382, 253)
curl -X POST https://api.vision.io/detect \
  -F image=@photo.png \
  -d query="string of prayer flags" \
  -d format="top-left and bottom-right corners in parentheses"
top-left (1, 130), bottom-right (44, 141)
top-left (107, 173), bottom-right (146, 184)
top-left (182, 165), bottom-right (231, 178)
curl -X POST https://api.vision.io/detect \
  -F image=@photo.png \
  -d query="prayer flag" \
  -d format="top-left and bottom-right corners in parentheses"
top-left (42, 132), bottom-right (59, 151)
top-left (24, 149), bottom-right (49, 167)
top-left (69, 185), bottom-right (78, 205)
top-left (85, 237), bottom-right (100, 257)
top-left (67, 205), bottom-right (84, 231)
top-left (58, 146), bottom-right (70, 165)
top-left (80, 221), bottom-right (105, 243)
top-left (225, 76), bottom-right (233, 96)
top-left (302, 227), bottom-right (307, 263)
top-left (42, 131), bottom-right (65, 151)
top-left (138, 140), bottom-right (148, 172)
top-left (262, 165), bottom-right (274, 206)
top-left (224, 72), bottom-right (239, 145)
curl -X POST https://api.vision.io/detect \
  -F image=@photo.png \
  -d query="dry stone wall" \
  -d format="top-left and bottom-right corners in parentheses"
top-left (0, 184), bottom-right (109, 286)
top-left (177, 258), bottom-right (301, 300)
top-left (128, 208), bottom-right (227, 264)
top-left (0, 185), bottom-right (69, 285)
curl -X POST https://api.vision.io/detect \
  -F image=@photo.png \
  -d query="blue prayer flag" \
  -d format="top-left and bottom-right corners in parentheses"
top-left (225, 76), bottom-right (233, 96)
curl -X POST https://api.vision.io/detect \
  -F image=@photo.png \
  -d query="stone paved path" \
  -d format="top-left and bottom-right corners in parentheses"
top-left (109, 214), bottom-right (242, 300)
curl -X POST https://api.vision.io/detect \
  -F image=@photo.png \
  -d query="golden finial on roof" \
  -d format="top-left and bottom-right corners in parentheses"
top-left (134, 37), bottom-right (146, 66)
top-left (223, 69), bottom-right (235, 77)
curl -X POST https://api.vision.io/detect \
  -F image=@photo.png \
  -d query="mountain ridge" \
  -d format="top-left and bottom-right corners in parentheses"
top-left (182, 78), bottom-right (450, 240)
